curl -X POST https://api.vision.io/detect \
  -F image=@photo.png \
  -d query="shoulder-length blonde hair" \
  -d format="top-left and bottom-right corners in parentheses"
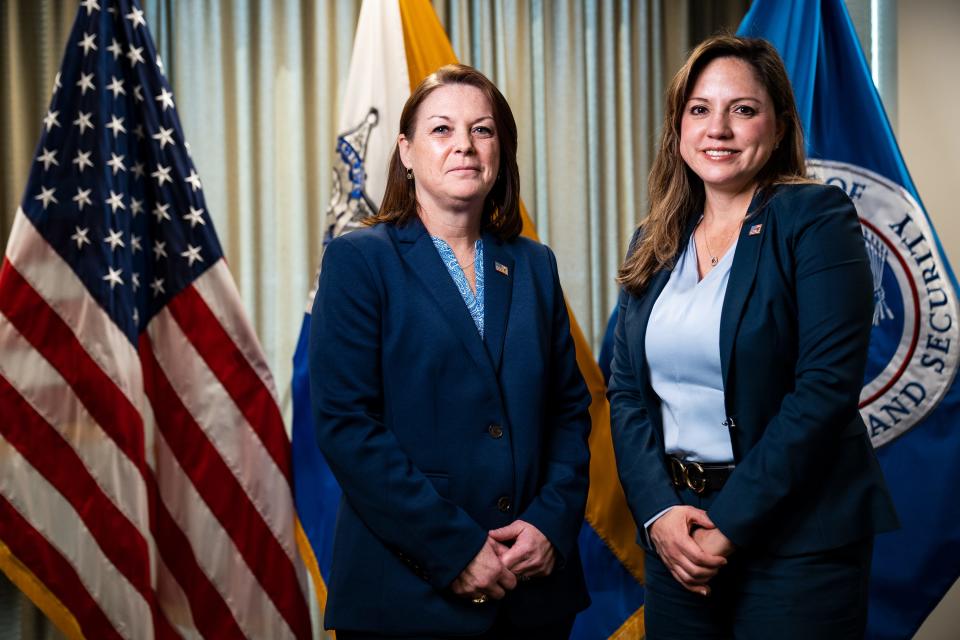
top-left (368, 64), bottom-right (522, 241)
top-left (618, 34), bottom-right (808, 294)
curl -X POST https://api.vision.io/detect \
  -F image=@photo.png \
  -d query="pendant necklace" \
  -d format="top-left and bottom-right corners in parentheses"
top-left (702, 227), bottom-right (721, 267)
top-left (699, 218), bottom-right (741, 267)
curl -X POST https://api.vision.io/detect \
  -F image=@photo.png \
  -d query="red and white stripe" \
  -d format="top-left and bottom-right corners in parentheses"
top-left (0, 212), bottom-right (311, 639)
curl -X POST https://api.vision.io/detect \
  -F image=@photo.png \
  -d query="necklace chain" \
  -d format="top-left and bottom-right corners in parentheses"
top-left (699, 218), bottom-right (741, 267)
top-left (457, 247), bottom-right (476, 271)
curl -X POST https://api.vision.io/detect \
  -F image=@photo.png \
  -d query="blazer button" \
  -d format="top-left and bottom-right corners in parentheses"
top-left (497, 496), bottom-right (512, 513)
top-left (487, 424), bottom-right (503, 439)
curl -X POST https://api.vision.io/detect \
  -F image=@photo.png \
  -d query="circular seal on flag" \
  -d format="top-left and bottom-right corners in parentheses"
top-left (807, 159), bottom-right (959, 448)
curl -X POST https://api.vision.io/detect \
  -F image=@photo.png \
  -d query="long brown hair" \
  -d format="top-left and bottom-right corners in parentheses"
top-left (370, 64), bottom-right (522, 241)
top-left (618, 34), bottom-right (808, 294)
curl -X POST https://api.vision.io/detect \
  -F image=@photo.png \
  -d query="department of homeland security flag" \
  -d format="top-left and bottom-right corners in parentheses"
top-left (290, 0), bottom-right (646, 636)
top-left (739, 1), bottom-right (960, 637)
top-left (0, 1), bottom-right (311, 638)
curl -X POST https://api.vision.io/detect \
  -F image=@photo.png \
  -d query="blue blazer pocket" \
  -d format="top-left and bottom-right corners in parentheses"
top-left (424, 472), bottom-right (451, 499)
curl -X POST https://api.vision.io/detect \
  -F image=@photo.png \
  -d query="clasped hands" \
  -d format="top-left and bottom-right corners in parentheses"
top-left (649, 505), bottom-right (734, 596)
top-left (450, 520), bottom-right (555, 602)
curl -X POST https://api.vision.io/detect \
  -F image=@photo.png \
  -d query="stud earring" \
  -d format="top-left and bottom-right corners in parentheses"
top-left (406, 168), bottom-right (413, 180)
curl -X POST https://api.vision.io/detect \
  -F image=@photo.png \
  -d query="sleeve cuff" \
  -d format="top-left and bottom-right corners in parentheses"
top-left (642, 505), bottom-right (677, 548)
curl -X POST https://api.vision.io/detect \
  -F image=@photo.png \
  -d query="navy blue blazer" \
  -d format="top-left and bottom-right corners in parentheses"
top-left (609, 183), bottom-right (898, 556)
top-left (308, 217), bottom-right (592, 634)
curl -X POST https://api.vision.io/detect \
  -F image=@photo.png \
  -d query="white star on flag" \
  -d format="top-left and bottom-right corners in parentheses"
top-left (126, 7), bottom-right (146, 28)
top-left (183, 207), bottom-right (206, 228)
top-left (73, 111), bottom-right (94, 134)
top-left (37, 148), bottom-right (59, 170)
top-left (130, 198), bottom-right (143, 217)
top-left (152, 240), bottom-right (168, 260)
top-left (131, 162), bottom-right (145, 179)
top-left (126, 44), bottom-right (145, 66)
top-left (149, 276), bottom-right (165, 296)
top-left (78, 32), bottom-right (97, 55)
top-left (131, 235), bottom-right (142, 254)
top-left (73, 149), bottom-right (94, 172)
top-left (107, 153), bottom-right (126, 175)
top-left (152, 126), bottom-right (175, 149)
top-left (133, 84), bottom-right (144, 102)
top-left (79, 0), bottom-right (100, 15)
top-left (152, 202), bottom-right (171, 223)
top-left (43, 109), bottom-right (60, 131)
top-left (76, 72), bottom-right (95, 95)
top-left (151, 164), bottom-right (173, 186)
top-left (104, 229), bottom-right (125, 251)
top-left (102, 266), bottom-right (124, 289)
top-left (132, 273), bottom-right (141, 291)
top-left (108, 37), bottom-right (122, 59)
top-left (34, 186), bottom-right (57, 209)
top-left (52, 72), bottom-right (61, 92)
top-left (70, 226), bottom-right (91, 249)
top-left (181, 244), bottom-right (204, 266)
top-left (107, 76), bottom-right (126, 98)
top-left (185, 170), bottom-right (202, 191)
top-left (156, 87), bottom-right (175, 111)
top-left (106, 115), bottom-right (126, 138)
top-left (73, 187), bottom-right (92, 211)
top-left (105, 190), bottom-right (125, 213)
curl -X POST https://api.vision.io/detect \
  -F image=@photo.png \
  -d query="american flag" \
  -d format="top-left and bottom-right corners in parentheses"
top-left (0, 1), bottom-right (311, 638)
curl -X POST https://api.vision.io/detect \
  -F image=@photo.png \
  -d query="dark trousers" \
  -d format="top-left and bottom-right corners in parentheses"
top-left (337, 609), bottom-right (575, 640)
top-left (644, 487), bottom-right (873, 640)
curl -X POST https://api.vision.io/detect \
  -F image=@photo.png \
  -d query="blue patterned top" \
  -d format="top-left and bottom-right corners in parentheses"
top-left (430, 236), bottom-right (484, 337)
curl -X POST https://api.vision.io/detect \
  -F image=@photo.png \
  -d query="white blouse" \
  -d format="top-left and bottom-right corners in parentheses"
top-left (644, 229), bottom-right (737, 463)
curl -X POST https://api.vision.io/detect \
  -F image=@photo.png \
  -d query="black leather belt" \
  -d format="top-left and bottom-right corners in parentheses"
top-left (668, 456), bottom-right (734, 495)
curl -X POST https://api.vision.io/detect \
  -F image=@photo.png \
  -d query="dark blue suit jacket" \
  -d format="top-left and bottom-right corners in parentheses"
top-left (308, 217), bottom-right (592, 634)
top-left (609, 183), bottom-right (898, 556)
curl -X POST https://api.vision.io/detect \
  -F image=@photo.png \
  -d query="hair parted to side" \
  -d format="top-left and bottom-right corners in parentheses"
top-left (370, 64), bottom-right (522, 241)
top-left (618, 34), bottom-right (809, 294)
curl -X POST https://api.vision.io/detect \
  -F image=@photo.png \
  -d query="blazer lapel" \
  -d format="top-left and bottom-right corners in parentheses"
top-left (392, 219), bottom-right (497, 383)
top-left (481, 235), bottom-right (514, 374)
top-left (719, 193), bottom-right (770, 387)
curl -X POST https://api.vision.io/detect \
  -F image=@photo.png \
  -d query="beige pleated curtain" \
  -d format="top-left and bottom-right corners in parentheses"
top-left (0, 0), bottom-right (710, 636)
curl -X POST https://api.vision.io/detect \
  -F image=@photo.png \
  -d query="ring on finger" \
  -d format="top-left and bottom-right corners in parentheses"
top-left (471, 594), bottom-right (488, 605)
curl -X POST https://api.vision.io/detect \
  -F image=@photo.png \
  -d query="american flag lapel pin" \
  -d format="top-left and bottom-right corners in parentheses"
top-left (748, 224), bottom-right (763, 236)
top-left (495, 262), bottom-right (509, 276)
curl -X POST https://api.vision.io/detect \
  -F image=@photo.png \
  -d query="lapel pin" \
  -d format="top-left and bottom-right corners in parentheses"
top-left (748, 224), bottom-right (763, 236)
top-left (495, 262), bottom-right (509, 276)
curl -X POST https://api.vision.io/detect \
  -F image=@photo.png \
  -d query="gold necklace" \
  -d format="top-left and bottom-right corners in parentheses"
top-left (699, 219), bottom-right (741, 267)
top-left (457, 248), bottom-right (476, 271)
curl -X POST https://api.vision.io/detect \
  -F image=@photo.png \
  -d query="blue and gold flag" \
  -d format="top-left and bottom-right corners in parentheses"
top-left (739, 1), bottom-right (960, 637)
